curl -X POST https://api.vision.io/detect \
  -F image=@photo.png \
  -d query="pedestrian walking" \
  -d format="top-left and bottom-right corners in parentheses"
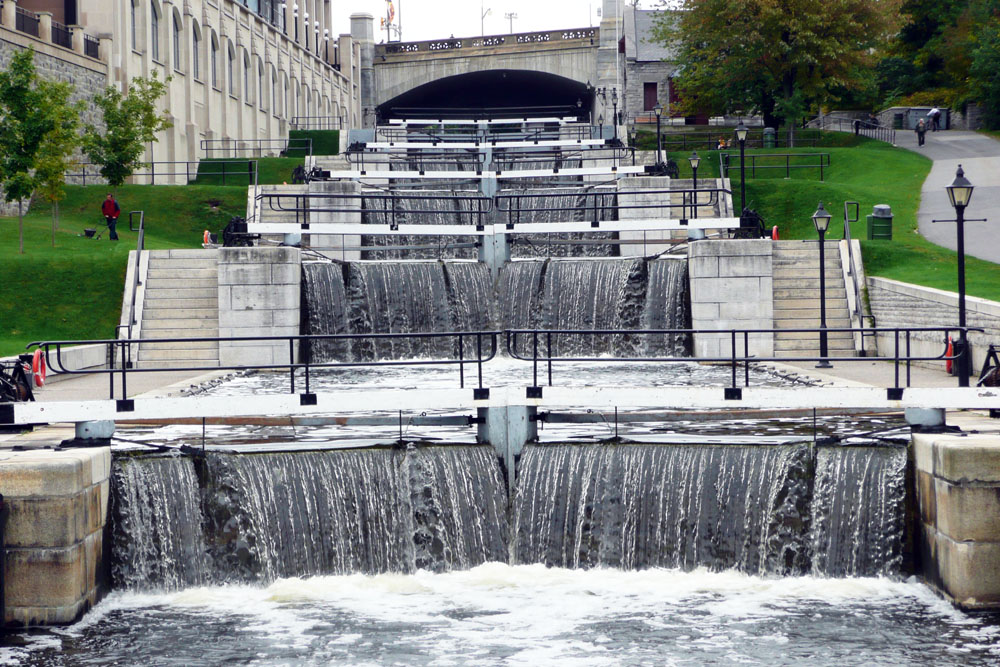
top-left (915, 118), bottom-right (927, 146)
top-left (928, 107), bottom-right (941, 132)
top-left (101, 193), bottom-right (120, 241)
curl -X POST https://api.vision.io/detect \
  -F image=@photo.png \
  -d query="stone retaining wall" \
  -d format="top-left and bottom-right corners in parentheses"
top-left (867, 276), bottom-right (1000, 372)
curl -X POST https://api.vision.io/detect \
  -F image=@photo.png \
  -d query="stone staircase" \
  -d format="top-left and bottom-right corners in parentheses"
top-left (772, 241), bottom-right (855, 358)
top-left (137, 249), bottom-right (220, 368)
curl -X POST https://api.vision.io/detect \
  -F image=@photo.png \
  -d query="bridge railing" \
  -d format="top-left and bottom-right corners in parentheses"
top-left (372, 123), bottom-right (596, 145)
top-left (376, 27), bottom-right (598, 56)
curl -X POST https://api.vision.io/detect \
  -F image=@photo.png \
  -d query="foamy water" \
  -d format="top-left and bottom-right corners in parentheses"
top-left (7, 564), bottom-right (1000, 665)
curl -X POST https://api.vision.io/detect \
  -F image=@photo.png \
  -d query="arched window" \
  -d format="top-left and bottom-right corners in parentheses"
top-left (210, 32), bottom-right (219, 89)
top-left (150, 2), bottom-right (160, 60)
top-left (227, 44), bottom-right (235, 95)
top-left (243, 51), bottom-right (250, 103)
top-left (172, 12), bottom-right (181, 70)
top-left (271, 67), bottom-right (278, 115)
top-left (192, 24), bottom-right (200, 80)
top-left (131, 0), bottom-right (139, 51)
top-left (257, 60), bottom-right (264, 109)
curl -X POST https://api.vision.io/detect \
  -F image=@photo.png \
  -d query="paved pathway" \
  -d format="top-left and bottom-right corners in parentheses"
top-left (894, 129), bottom-right (1000, 263)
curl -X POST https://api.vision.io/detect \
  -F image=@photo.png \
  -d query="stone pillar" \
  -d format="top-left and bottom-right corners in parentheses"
top-left (37, 12), bottom-right (53, 43)
top-left (98, 33), bottom-right (113, 63)
top-left (218, 247), bottom-right (302, 367)
top-left (350, 14), bottom-right (374, 127)
top-left (596, 0), bottom-right (622, 124)
top-left (1, 1), bottom-right (16, 30)
top-left (689, 239), bottom-right (774, 358)
top-left (307, 180), bottom-right (360, 260)
top-left (617, 176), bottom-right (676, 257)
top-left (69, 25), bottom-right (85, 55)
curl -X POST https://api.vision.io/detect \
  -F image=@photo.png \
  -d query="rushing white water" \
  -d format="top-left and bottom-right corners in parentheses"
top-left (8, 565), bottom-right (1000, 665)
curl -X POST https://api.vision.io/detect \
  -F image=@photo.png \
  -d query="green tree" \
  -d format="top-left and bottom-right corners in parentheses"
top-left (83, 73), bottom-right (172, 189)
top-left (0, 47), bottom-right (57, 254)
top-left (969, 19), bottom-right (1000, 128)
top-left (655, 0), bottom-right (902, 144)
top-left (35, 81), bottom-right (84, 246)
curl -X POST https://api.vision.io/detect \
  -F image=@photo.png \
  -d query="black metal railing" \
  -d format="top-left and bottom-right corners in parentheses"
top-left (201, 137), bottom-right (312, 158)
top-left (65, 160), bottom-right (259, 186)
top-left (637, 129), bottom-right (822, 151)
top-left (720, 152), bottom-right (831, 181)
top-left (15, 6), bottom-right (39, 37)
top-left (841, 201), bottom-right (877, 355)
top-left (84, 34), bottom-right (100, 59)
top-left (113, 211), bottom-right (146, 358)
top-left (51, 21), bottom-right (71, 49)
top-left (386, 105), bottom-right (587, 122)
top-left (290, 115), bottom-right (344, 130)
top-left (28, 331), bottom-right (501, 401)
top-left (255, 190), bottom-right (494, 228)
top-left (373, 123), bottom-right (597, 146)
top-left (506, 326), bottom-right (982, 391)
top-left (808, 114), bottom-right (896, 144)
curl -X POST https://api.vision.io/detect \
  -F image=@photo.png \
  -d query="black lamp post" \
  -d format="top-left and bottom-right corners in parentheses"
top-left (293, 3), bottom-right (298, 42)
top-left (611, 88), bottom-right (619, 141)
top-left (735, 122), bottom-right (748, 214)
top-left (576, 97), bottom-right (583, 120)
top-left (946, 164), bottom-right (975, 387)
top-left (324, 29), bottom-right (329, 61)
top-left (813, 202), bottom-right (833, 368)
top-left (598, 114), bottom-right (604, 139)
top-left (304, 11), bottom-right (309, 49)
top-left (688, 151), bottom-right (700, 219)
top-left (654, 102), bottom-right (663, 168)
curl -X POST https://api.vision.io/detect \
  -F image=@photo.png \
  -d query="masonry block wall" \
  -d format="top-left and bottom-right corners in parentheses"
top-left (689, 239), bottom-right (774, 358)
top-left (218, 247), bottom-right (301, 367)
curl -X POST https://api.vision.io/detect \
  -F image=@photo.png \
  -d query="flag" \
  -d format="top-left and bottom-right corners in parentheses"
top-left (387, 0), bottom-right (395, 23)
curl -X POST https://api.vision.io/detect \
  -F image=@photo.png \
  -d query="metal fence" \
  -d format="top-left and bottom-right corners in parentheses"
top-left (51, 21), bottom-right (72, 49)
top-left (84, 34), bottom-right (100, 59)
top-left (290, 116), bottom-right (344, 130)
top-left (15, 6), bottom-right (39, 37)
top-left (720, 152), bottom-right (831, 181)
top-left (201, 137), bottom-right (312, 158)
top-left (66, 160), bottom-right (259, 186)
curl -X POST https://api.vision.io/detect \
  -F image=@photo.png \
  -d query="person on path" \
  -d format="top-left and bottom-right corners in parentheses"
top-left (928, 107), bottom-right (941, 132)
top-left (915, 118), bottom-right (927, 146)
top-left (101, 193), bottom-right (120, 241)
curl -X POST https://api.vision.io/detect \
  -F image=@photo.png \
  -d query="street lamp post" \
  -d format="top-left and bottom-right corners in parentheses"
top-left (598, 114), bottom-right (604, 139)
top-left (688, 151), bottom-right (700, 219)
top-left (946, 164), bottom-right (975, 387)
top-left (324, 29), bottom-right (329, 61)
top-left (611, 88), bottom-right (619, 141)
top-left (293, 3), bottom-right (298, 42)
top-left (813, 202), bottom-right (833, 368)
top-left (653, 102), bottom-right (663, 169)
top-left (735, 122), bottom-right (748, 215)
top-left (304, 12), bottom-right (309, 49)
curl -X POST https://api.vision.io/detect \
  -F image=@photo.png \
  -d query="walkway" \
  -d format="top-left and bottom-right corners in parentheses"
top-left (894, 129), bottom-right (1000, 263)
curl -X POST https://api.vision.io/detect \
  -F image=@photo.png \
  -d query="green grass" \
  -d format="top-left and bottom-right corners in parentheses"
top-left (192, 157), bottom-right (305, 187)
top-left (0, 184), bottom-right (247, 355)
top-left (289, 129), bottom-right (340, 156)
top-left (632, 127), bottom-right (868, 151)
top-left (977, 130), bottom-right (1000, 141)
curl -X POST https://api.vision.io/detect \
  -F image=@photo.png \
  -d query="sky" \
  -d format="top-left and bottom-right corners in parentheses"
top-left (330, 0), bottom-right (654, 44)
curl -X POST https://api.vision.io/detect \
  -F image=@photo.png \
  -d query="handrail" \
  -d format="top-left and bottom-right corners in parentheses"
top-left (201, 138), bottom-right (312, 158)
top-left (290, 115), bottom-right (344, 130)
top-left (27, 330), bottom-right (501, 400)
top-left (66, 159), bottom-right (259, 186)
top-left (505, 326), bottom-right (982, 390)
top-left (495, 186), bottom-right (730, 225)
top-left (719, 152), bottom-right (831, 180)
top-left (842, 201), bottom-right (876, 356)
top-left (373, 123), bottom-right (595, 145)
top-left (807, 113), bottom-right (896, 144)
top-left (113, 211), bottom-right (145, 371)
top-left (256, 190), bottom-right (494, 228)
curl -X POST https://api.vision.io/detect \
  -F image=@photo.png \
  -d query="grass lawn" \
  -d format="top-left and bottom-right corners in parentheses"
top-left (192, 156), bottom-right (305, 187)
top-left (0, 184), bottom-right (247, 355)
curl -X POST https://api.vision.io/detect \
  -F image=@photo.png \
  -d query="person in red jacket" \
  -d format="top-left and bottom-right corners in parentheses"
top-left (101, 193), bottom-right (120, 241)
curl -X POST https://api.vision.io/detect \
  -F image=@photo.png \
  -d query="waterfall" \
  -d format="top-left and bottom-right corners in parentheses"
top-left (512, 443), bottom-right (814, 575)
top-left (361, 187), bottom-right (481, 260)
top-left (301, 261), bottom-right (493, 362)
top-left (109, 454), bottom-right (210, 590)
top-left (498, 186), bottom-right (618, 258)
top-left (642, 258), bottom-right (692, 356)
top-left (808, 444), bottom-right (908, 577)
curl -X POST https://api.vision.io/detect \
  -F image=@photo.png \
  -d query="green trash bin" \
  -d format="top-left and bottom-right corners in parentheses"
top-left (866, 204), bottom-right (893, 240)
top-left (763, 127), bottom-right (776, 148)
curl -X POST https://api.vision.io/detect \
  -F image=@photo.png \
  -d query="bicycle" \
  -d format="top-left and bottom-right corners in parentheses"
top-left (0, 355), bottom-right (35, 403)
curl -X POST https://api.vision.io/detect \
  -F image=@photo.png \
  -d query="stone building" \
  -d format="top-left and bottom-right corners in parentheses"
top-left (3, 0), bottom-right (368, 183)
top-left (622, 5), bottom-right (678, 122)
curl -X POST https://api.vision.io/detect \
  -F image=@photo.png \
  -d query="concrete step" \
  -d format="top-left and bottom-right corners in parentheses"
top-left (143, 297), bottom-right (218, 309)
top-left (773, 278), bottom-right (846, 290)
top-left (147, 267), bottom-right (218, 280)
top-left (774, 317), bottom-right (852, 329)
top-left (147, 257), bottom-right (218, 270)
top-left (774, 338), bottom-right (856, 350)
top-left (146, 277), bottom-right (217, 290)
top-left (774, 330), bottom-right (855, 341)
top-left (142, 317), bottom-right (219, 330)
top-left (137, 347), bottom-right (220, 361)
top-left (142, 308), bottom-right (218, 320)
top-left (773, 288), bottom-right (846, 300)
top-left (774, 298), bottom-right (849, 310)
top-left (144, 288), bottom-right (218, 300)
top-left (141, 326), bottom-right (219, 338)
top-left (772, 268), bottom-right (845, 279)
top-left (147, 249), bottom-right (219, 260)
top-left (136, 359), bottom-right (220, 369)
top-left (137, 339), bottom-right (219, 351)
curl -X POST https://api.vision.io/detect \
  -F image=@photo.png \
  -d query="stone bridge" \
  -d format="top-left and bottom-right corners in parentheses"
top-left (373, 27), bottom-right (604, 119)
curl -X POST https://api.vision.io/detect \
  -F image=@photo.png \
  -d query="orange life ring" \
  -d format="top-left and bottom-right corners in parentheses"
top-left (771, 226), bottom-right (779, 240)
top-left (32, 349), bottom-right (47, 387)
top-left (203, 230), bottom-right (211, 244)
top-left (946, 336), bottom-right (954, 374)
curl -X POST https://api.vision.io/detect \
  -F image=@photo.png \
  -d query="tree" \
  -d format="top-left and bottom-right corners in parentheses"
top-left (655, 0), bottom-right (902, 144)
top-left (35, 81), bottom-right (84, 246)
top-left (83, 73), bottom-right (172, 189)
top-left (969, 19), bottom-right (1000, 128)
top-left (0, 47), bottom-right (57, 254)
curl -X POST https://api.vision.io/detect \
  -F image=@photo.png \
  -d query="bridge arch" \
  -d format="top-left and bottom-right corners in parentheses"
top-left (377, 69), bottom-right (593, 119)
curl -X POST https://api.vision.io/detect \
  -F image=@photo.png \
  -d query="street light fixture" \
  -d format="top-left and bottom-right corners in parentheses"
top-left (689, 151), bottom-right (700, 219)
top-left (324, 29), bottom-right (329, 61)
top-left (304, 11), bottom-right (309, 49)
top-left (735, 122), bottom-right (748, 215)
top-left (293, 3), bottom-right (298, 42)
top-left (946, 164), bottom-right (975, 386)
top-left (598, 114), bottom-right (604, 139)
top-left (812, 202), bottom-right (833, 368)
top-left (611, 88), bottom-right (619, 141)
top-left (653, 102), bottom-right (663, 169)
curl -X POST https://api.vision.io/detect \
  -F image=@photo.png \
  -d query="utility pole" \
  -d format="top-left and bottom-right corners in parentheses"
top-left (481, 0), bottom-right (491, 35)
top-left (505, 12), bottom-right (517, 33)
